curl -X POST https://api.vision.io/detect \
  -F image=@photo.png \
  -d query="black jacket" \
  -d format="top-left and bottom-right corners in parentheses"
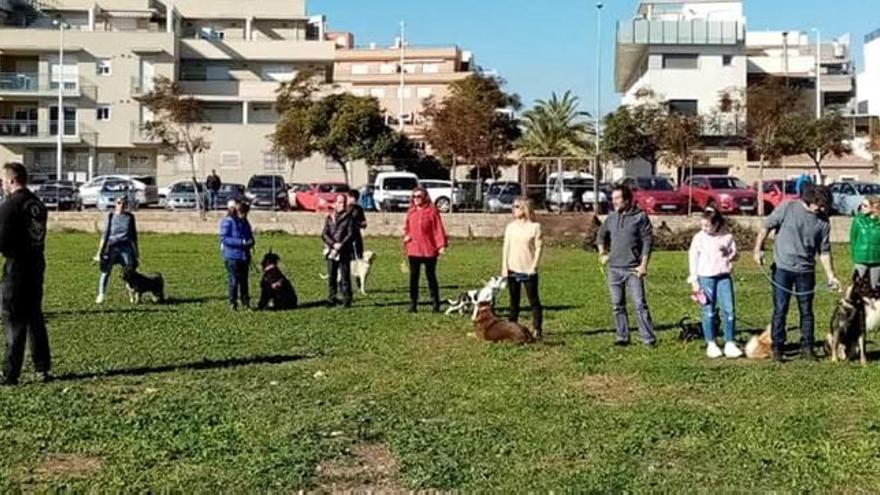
top-left (322, 211), bottom-right (355, 256)
top-left (0, 188), bottom-right (47, 263)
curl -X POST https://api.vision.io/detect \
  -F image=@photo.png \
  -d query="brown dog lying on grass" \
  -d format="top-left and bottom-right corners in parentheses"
top-left (471, 302), bottom-right (535, 344)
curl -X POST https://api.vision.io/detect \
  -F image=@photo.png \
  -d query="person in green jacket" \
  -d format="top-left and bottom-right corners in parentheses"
top-left (850, 196), bottom-right (880, 290)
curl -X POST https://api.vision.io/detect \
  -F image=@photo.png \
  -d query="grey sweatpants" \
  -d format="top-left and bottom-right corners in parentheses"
top-left (606, 267), bottom-right (656, 345)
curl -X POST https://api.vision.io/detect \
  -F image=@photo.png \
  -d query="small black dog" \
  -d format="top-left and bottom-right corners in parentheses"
top-left (258, 251), bottom-right (298, 311)
top-left (678, 312), bottom-right (721, 342)
top-left (121, 267), bottom-right (165, 304)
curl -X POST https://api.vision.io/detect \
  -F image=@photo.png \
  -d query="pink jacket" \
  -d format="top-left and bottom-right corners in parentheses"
top-left (687, 230), bottom-right (737, 284)
top-left (404, 205), bottom-right (448, 258)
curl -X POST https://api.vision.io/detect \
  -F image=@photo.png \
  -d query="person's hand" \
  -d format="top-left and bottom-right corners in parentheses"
top-left (403, 235), bottom-right (411, 244)
top-left (501, 269), bottom-right (509, 278)
top-left (753, 250), bottom-right (764, 266)
top-left (599, 254), bottom-right (609, 266)
top-left (333, 243), bottom-right (342, 250)
top-left (636, 264), bottom-right (648, 278)
top-left (438, 247), bottom-right (446, 256)
top-left (828, 276), bottom-right (842, 292)
top-left (691, 282), bottom-right (701, 293)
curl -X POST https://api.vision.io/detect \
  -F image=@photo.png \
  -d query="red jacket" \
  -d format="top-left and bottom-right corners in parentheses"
top-left (404, 205), bottom-right (448, 258)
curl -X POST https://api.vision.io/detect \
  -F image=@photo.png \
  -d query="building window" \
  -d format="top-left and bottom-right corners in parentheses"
top-left (662, 54), bottom-right (699, 70)
top-left (128, 154), bottom-right (152, 174)
top-left (369, 88), bottom-right (385, 98)
top-left (352, 88), bottom-right (368, 97)
top-left (351, 64), bottom-right (369, 75)
top-left (379, 63), bottom-right (397, 75)
top-left (200, 26), bottom-right (225, 40)
top-left (97, 58), bottom-right (112, 75)
top-left (668, 100), bottom-right (698, 115)
top-left (396, 87), bottom-right (412, 98)
top-left (722, 55), bottom-right (734, 66)
top-left (96, 105), bottom-right (111, 121)
top-left (423, 63), bottom-right (440, 74)
top-left (417, 87), bottom-right (433, 99)
top-left (403, 63), bottom-right (418, 74)
top-left (49, 106), bottom-right (77, 136)
top-left (262, 152), bottom-right (287, 172)
top-left (219, 151), bottom-right (242, 170)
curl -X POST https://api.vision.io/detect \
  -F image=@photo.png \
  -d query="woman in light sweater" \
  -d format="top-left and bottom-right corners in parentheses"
top-left (502, 198), bottom-right (544, 339)
top-left (687, 208), bottom-right (742, 359)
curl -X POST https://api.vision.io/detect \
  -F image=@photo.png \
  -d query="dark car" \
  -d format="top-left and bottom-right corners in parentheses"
top-left (245, 175), bottom-right (289, 210)
top-left (484, 181), bottom-right (523, 213)
top-left (216, 183), bottom-right (246, 209)
top-left (37, 183), bottom-right (82, 211)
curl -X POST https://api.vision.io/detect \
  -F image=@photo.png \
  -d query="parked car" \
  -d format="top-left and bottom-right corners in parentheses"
top-left (421, 179), bottom-right (465, 213)
top-left (166, 181), bottom-right (208, 210)
top-left (36, 183), bottom-right (82, 211)
top-left (245, 175), bottom-right (289, 210)
top-left (286, 183), bottom-right (311, 210)
top-left (81, 175), bottom-right (158, 208)
top-left (679, 175), bottom-right (757, 215)
top-left (295, 182), bottom-right (351, 212)
top-left (620, 176), bottom-right (689, 214)
top-left (373, 172), bottom-right (420, 212)
top-left (755, 179), bottom-right (799, 213)
top-left (358, 184), bottom-right (377, 211)
top-left (26, 174), bottom-right (53, 193)
top-left (216, 183), bottom-right (246, 209)
top-left (96, 178), bottom-right (140, 211)
top-left (484, 181), bottom-right (523, 213)
top-left (829, 181), bottom-right (880, 216)
top-left (545, 171), bottom-right (608, 212)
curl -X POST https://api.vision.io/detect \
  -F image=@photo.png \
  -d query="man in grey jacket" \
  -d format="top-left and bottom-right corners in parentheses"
top-left (596, 184), bottom-right (656, 347)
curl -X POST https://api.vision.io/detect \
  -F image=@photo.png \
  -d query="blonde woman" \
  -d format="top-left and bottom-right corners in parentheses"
top-left (501, 198), bottom-right (544, 339)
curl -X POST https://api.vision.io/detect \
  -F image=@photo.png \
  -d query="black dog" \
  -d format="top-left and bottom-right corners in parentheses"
top-left (678, 312), bottom-right (721, 342)
top-left (121, 267), bottom-right (165, 304)
top-left (258, 251), bottom-right (298, 311)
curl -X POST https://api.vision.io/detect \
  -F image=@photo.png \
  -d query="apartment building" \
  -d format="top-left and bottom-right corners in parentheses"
top-left (857, 28), bottom-right (880, 117)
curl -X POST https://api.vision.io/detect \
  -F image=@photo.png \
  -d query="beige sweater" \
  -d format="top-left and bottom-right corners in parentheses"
top-left (502, 220), bottom-right (543, 275)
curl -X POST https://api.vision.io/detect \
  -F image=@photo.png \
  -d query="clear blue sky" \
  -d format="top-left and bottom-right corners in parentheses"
top-left (315, 0), bottom-right (875, 116)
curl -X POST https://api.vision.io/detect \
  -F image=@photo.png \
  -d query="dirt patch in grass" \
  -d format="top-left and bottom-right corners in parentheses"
top-left (31, 453), bottom-right (103, 481)
top-left (577, 373), bottom-right (646, 405)
top-left (316, 443), bottom-right (405, 493)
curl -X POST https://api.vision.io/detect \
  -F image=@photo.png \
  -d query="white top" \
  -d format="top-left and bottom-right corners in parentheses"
top-left (687, 230), bottom-right (737, 284)
top-left (502, 220), bottom-right (543, 275)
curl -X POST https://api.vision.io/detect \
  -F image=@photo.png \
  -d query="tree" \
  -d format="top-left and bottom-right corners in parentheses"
top-left (785, 112), bottom-right (851, 180)
top-left (517, 90), bottom-right (593, 158)
top-left (271, 70), bottom-right (323, 174)
top-left (423, 74), bottom-right (521, 179)
top-left (136, 76), bottom-right (211, 213)
top-left (657, 112), bottom-right (704, 183)
top-left (602, 89), bottom-right (666, 174)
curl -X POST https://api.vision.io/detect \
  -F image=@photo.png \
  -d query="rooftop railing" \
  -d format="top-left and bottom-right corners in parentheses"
top-left (618, 19), bottom-right (745, 45)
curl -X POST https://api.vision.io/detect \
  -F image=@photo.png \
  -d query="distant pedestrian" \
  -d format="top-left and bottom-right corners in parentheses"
top-left (96, 196), bottom-right (139, 305)
top-left (220, 199), bottom-right (255, 310)
top-left (0, 162), bottom-right (51, 385)
top-left (850, 196), bottom-right (880, 290)
top-left (347, 189), bottom-right (367, 259)
top-left (323, 194), bottom-right (355, 308)
top-left (403, 187), bottom-right (448, 313)
top-left (206, 169), bottom-right (222, 210)
top-left (501, 198), bottom-right (544, 340)
top-left (596, 183), bottom-right (656, 347)
top-left (687, 208), bottom-right (742, 359)
top-left (753, 187), bottom-right (841, 362)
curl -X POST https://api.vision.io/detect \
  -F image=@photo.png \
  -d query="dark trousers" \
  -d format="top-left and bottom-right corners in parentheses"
top-left (327, 254), bottom-right (353, 305)
top-left (2, 259), bottom-right (51, 383)
top-left (771, 266), bottom-right (816, 351)
top-left (409, 256), bottom-right (440, 309)
top-left (508, 273), bottom-right (543, 334)
top-left (225, 259), bottom-right (250, 307)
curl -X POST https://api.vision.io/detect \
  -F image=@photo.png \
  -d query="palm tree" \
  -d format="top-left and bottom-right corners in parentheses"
top-left (517, 91), bottom-right (594, 158)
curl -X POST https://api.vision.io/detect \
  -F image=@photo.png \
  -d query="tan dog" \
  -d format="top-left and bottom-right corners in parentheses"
top-left (471, 302), bottom-right (534, 344)
top-left (745, 326), bottom-right (773, 360)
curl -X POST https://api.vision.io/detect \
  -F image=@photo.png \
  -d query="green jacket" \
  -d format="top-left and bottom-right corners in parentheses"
top-left (851, 213), bottom-right (880, 265)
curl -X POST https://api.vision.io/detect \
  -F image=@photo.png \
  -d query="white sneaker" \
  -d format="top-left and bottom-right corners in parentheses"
top-left (724, 342), bottom-right (743, 359)
top-left (95, 294), bottom-right (105, 305)
top-left (706, 341), bottom-right (723, 359)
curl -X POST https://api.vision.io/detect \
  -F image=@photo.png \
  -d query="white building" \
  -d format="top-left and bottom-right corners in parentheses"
top-left (857, 28), bottom-right (880, 116)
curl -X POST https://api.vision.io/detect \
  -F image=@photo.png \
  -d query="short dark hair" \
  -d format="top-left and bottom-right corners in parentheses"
top-left (3, 162), bottom-right (27, 185)
top-left (347, 189), bottom-right (360, 201)
top-left (612, 183), bottom-right (633, 204)
top-left (802, 185), bottom-right (830, 209)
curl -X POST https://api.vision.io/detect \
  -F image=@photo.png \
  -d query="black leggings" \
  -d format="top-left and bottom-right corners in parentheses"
top-left (409, 257), bottom-right (440, 307)
top-left (508, 273), bottom-right (543, 333)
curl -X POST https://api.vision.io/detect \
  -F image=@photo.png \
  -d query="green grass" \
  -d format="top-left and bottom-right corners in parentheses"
top-left (2, 233), bottom-right (879, 492)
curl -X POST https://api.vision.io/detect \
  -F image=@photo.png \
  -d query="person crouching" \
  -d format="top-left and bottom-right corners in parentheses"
top-left (322, 194), bottom-right (355, 308)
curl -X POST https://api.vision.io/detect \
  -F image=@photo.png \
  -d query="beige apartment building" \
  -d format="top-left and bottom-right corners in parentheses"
top-left (0, 0), bottom-right (475, 188)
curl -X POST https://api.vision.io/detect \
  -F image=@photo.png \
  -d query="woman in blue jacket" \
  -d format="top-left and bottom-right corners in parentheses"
top-left (219, 200), bottom-right (254, 310)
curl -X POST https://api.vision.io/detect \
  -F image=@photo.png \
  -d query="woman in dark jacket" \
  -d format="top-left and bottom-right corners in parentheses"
top-left (323, 194), bottom-right (355, 308)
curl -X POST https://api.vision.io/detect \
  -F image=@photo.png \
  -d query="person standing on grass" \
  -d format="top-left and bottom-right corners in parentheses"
top-left (347, 189), bottom-right (367, 259)
top-left (403, 187), bottom-right (448, 313)
top-left (206, 169), bottom-right (222, 210)
top-left (95, 196), bottom-right (139, 305)
top-left (850, 196), bottom-right (880, 290)
top-left (687, 208), bottom-right (742, 359)
top-left (596, 183), bottom-right (656, 348)
top-left (0, 162), bottom-right (51, 385)
top-left (502, 197), bottom-right (544, 340)
top-left (323, 194), bottom-right (355, 308)
top-left (753, 186), bottom-right (841, 362)
top-left (220, 199), bottom-right (254, 310)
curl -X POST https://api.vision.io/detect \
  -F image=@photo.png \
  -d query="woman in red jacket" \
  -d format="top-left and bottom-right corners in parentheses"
top-left (403, 187), bottom-right (448, 312)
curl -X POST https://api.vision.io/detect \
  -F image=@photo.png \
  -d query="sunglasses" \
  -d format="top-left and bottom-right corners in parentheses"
top-left (413, 194), bottom-right (426, 199)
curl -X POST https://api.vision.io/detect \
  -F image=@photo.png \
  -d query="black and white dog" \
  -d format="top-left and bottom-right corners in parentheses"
top-left (446, 276), bottom-right (507, 318)
top-left (121, 267), bottom-right (165, 304)
top-left (826, 272), bottom-right (880, 365)
top-left (258, 251), bottom-right (298, 311)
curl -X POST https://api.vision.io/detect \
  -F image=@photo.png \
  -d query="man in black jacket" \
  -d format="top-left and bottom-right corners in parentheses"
top-left (205, 170), bottom-right (222, 210)
top-left (0, 163), bottom-right (50, 385)
top-left (322, 194), bottom-right (355, 308)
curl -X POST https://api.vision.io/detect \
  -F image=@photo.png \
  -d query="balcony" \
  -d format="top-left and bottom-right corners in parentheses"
top-left (337, 72), bottom-right (469, 85)
top-left (702, 113), bottom-right (746, 137)
top-left (178, 80), bottom-right (281, 101)
top-left (179, 38), bottom-right (335, 62)
top-left (0, 72), bottom-right (82, 98)
top-left (0, 119), bottom-right (82, 144)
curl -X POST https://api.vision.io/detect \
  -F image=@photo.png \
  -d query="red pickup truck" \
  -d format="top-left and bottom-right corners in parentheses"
top-left (679, 175), bottom-right (758, 215)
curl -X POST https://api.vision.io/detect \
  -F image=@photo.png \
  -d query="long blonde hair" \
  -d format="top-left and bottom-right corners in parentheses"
top-left (514, 197), bottom-right (537, 222)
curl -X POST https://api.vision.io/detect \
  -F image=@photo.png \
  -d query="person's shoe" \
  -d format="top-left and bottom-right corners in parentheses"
top-left (408, 303), bottom-right (418, 313)
top-left (723, 342), bottom-right (744, 359)
top-left (343, 300), bottom-right (352, 309)
top-left (772, 348), bottom-right (785, 363)
top-left (614, 340), bottom-right (630, 348)
top-left (644, 341), bottom-right (658, 349)
top-left (802, 348), bottom-right (819, 362)
top-left (95, 293), bottom-right (105, 305)
top-left (534, 330), bottom-right (544, 342)
top-left (35, 371), bottom-right (52, 384)
top-left (229, 302), bottom-right (238, 311)
top-left (706, 341), bottom-right (723, 359)
top-left (432, 303), bottom-right (441, 314)
top-left (326, 298), bottom-right (340, 307)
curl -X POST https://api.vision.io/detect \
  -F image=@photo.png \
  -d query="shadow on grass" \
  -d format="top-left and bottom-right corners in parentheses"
top-left (46, 307), bottom-right (172, 318)
top-left (54, 353), bottom-right (315, 382)
top-left (162, 296), bottom-right (227, 306)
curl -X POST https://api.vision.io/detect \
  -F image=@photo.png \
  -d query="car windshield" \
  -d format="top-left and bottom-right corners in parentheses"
top-left (317, 184), bottom-right (350, 194)
top-left (488, 183), bottom-right (521, 195)
top-left (172, 182), bottom-right (203, 193)
top-left (857, 183), bottom-right (880, 195)
top-left (220, 184), bottom-right (243, 193)
top-left (40, 185), bottom-right (75, 194)
top-left (764, 181), bottom-right (798, 194)
top-left (707, 177), bottom-right (748, 190)
top-left (384, 177), bottom-right (418, 191)
top-left (102, 180), bottom-right (131, 192)
top-left (559, 178), bottom-right (594, 188)
top-left (636, 177), bottom-right (674, 191)
top-left (134, 176), bottom-right (156, 186)
top-left (248, 176), bottom-right (285, 189)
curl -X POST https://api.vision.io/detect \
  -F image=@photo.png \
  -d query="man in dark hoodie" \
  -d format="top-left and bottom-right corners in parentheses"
top-left (322, 194), bottom-right (355, 308)
top-left (596, 183), bottom-right (656, 347)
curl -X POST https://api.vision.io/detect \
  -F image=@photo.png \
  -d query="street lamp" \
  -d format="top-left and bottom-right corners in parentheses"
top-left (593, 1), bottom-right (603, 213)
top-left (812, 27), bottom-right (822, 183)
top-left (52, 18), bottom-right (69, 183)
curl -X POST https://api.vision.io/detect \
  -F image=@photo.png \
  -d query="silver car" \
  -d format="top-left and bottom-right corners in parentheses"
top-left (97, 179), bottom-right (140, 211)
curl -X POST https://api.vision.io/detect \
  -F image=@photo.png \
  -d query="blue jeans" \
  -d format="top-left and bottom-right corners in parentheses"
top-left (208, 191), bottom-right (219, 210)
top-left (225, 259), bottom-right (250, 307)
top-left (98, 243), bottom-right (138, 298)
top-left (771, 267), bottom-right (815, 351)
top-left (606, 267), bottom-right (655, 344)
top-left (698, 275), bottom-right (736, 342)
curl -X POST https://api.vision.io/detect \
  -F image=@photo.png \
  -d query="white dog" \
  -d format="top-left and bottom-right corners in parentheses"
top-left (319, 251), bottom-right (376, 295)
top-left (446, 275), bottom-right (508, 318)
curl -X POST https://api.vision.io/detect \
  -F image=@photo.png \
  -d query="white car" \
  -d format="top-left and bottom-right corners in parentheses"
top-left (421, 179), bottom-right (465, 213)
top-left (373, 172), bottom-right (420, 212)
top-left (545, 171), bottom-right (608, 212)
top-left (80, 175), bottom-right (159, 207)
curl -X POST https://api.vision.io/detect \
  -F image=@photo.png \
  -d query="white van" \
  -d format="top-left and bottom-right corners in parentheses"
top-left (373, 172), bottom-right (420, 212)
top-left (545, 171), bottom-right (608, 212)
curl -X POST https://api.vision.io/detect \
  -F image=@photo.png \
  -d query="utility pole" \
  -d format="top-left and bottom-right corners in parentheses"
top-left (813, 28), bottom-right (823, 184)
top-left (53, 18), bottom-right (68, 182)
top-left (398, 21), bottom-right (406, 133)
top-left (593, 1), bottom-right (603, 213)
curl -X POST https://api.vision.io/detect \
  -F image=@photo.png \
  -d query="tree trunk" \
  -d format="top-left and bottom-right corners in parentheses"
top-left (189, 153), bottom-right (205, 220)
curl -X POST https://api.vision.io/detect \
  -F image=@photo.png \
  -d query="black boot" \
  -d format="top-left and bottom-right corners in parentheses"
top-left (408, 301), bottom-right (418, 313)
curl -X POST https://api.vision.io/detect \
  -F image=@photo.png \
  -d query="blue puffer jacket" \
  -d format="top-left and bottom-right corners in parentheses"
top-left (219, 216), bottom-right (254, 261)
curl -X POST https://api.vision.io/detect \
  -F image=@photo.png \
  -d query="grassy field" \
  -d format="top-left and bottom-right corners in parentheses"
top-left (1, 233), bottom-right (879, 492)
